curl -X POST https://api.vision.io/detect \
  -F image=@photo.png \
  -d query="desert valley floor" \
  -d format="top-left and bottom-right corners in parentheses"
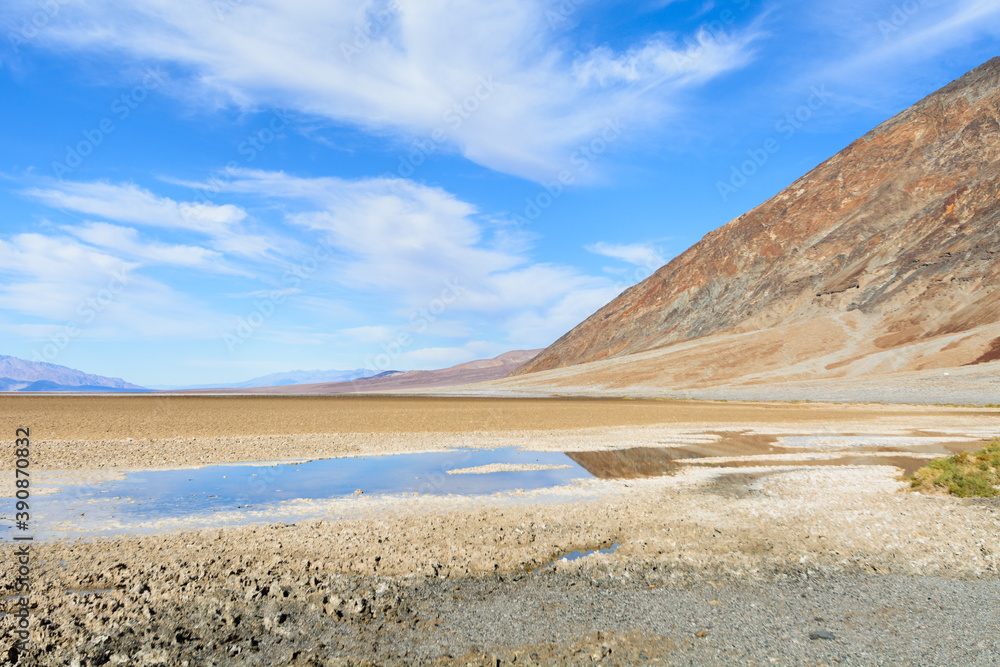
top-left (2, 395), bottom-right (999, 665)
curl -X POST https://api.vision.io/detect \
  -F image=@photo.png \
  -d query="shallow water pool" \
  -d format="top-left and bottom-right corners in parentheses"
top-left (21, 448), bottom-right (594, 538)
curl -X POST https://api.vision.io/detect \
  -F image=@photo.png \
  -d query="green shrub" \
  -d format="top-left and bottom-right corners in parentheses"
top-left (910, 439), bottom-right (1000, 497)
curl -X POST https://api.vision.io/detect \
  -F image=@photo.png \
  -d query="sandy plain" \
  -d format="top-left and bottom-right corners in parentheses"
top-left (2, 395), bottom-right (1000, 665)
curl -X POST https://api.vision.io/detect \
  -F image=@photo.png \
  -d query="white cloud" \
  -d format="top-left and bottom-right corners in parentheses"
top-left (573, 28), bottom-right (756, 88)
top-left (0, 233), bottom-right (227, 339)
top-left (586, 241), bottom-right (665, 268)
top-left (22, 180), bottom-right (286, 258)
top-left (867, 0), bottom-right (1000, 63)
top-left (0, 232), bottom-right (135, 284)
top-left (6, 169), bottom-right (634, 352)
top-left (65, 222), bottom-right (250, 275)
top-left (4, 0), bottom-right (764, 181)
top-left (805, 0), bottom-right (1000, 94)
top-left (23, 181), bottom-right (244, 234)
top-left (196, 168), bottom-right (623, 348)
top-left (501, 284), bottom-right (623, 347)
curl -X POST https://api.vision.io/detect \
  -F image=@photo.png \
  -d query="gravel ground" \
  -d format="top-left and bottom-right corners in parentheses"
top-left (455, 362), bottom-right (1000, 406)
top-left (666, 370), bottom-right (1000, 406)
top-left (13, 567), bottom-right (997, 666)
top-left (381, 571), bottom-right (1000, 665)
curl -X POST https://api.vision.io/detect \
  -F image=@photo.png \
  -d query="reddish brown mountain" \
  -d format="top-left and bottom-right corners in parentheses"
top-left (513, 58), bottom-right (1000, 388)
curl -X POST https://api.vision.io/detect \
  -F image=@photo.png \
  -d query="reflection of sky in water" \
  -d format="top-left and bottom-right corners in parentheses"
top-left (535, 542), bottom-right (620, 572)
top-left (17, 449), bottom-right (591, 537)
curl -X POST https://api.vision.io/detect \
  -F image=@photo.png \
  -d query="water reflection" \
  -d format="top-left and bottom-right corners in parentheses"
top-left (27, 448), bottom-right (592, 537)
top-left (566, 448), bottom-right (679, 479)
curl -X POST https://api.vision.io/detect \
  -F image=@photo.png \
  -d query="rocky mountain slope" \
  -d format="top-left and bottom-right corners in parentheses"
top-left (513, 58), bottom-right (1000, 392)
top-left (0, 355), bottom-right (146, 392)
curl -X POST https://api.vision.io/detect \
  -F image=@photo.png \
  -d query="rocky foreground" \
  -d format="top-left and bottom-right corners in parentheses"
top-left (5, 464), bottom-right (1000, 666)
top-left (3, 396), bottom-right (998, 665)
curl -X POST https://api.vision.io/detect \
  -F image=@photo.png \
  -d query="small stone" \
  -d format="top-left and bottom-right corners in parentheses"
top-left (695, 629), bottom-right (708, 638)
top-left (809, 630), bottom-right (835, 640)
top-left (354, 489), bottom-right (364, 495)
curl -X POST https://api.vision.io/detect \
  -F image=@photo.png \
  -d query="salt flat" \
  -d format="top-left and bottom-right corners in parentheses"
top-left (2, 395), bottom-right (999, 665)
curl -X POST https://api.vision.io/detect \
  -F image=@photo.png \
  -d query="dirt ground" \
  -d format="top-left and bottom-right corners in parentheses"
top-left (5, 394), bottom-right (994, 440)
top-left (2, 394), bottom-right (996, 470)
top-left (2, 396), bottom-right (1000, 665)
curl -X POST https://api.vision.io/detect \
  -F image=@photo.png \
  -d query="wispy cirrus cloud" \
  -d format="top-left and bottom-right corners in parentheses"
top-left (0, 232), bottom-right (227, 339)
top-left (796, 0), bottom-right (1000, 102)
top-left (180, 168), bottom-right (625, 346)
top-left (63, 222), bottom-right (251, 276)
top-left (23, 181), bottom-right (245, 234)
top-left (10, 170), bottom-right (630, 350)
top-left (0, 0), bottom-right (764, 181)
top-left (586, 241), bottom-right (666, 268)
top-left (22, 180), bottom-right (291, 258)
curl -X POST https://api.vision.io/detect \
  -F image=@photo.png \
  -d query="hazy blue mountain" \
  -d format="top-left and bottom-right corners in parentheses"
top-left (0, 355), bottom-right (147, 392)
top-left (16, 380), bottom-right (150, 393)
top-left (155, 368), bottom-right (384, 390)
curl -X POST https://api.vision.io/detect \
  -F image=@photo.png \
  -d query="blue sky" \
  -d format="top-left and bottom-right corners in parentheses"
top-left (1, 0), bottom-right (999, 386)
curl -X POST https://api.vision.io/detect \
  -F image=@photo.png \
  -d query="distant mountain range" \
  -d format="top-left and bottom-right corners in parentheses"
top-left (152, 368), bottom-right (383, 390)
top-left (1, 350), bottom-right (542, 394)
top-left (0, 355), bottom-right (148, 392)
top-left (171, 350), bottom-right (542, 394)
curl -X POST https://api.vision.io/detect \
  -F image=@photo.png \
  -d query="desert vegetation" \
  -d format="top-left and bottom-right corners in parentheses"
top-left (911, 439), bottom-right (1000, 497)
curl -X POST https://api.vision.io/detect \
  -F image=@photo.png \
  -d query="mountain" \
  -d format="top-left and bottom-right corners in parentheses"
top-left (157, 368), bottom-right (379, 390)
top-left (511, 58), bottom-right (1000, 395)
top-left (0, 355), bottom-right (147, 392)
top-left (173, 350), bottom-right (542, 394)
top-left (15, 380), bottom-right (150, 393)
